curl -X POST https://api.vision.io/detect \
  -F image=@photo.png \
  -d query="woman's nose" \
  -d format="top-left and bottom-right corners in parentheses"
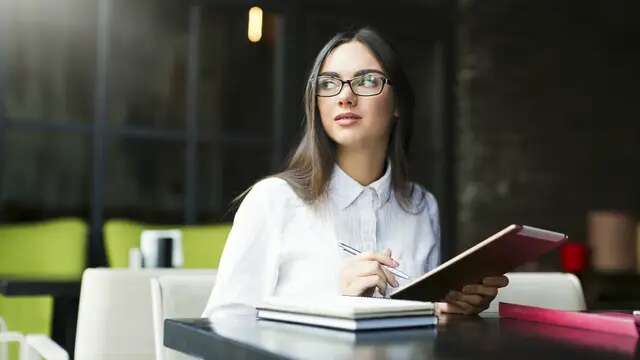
top-left (337, 84), bottom-right (357, 107)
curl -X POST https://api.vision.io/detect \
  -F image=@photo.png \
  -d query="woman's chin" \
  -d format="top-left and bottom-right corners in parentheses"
top-left (331, 135), bottom-right (369, 149)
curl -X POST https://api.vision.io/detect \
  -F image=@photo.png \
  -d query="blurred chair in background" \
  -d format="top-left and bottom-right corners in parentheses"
top-left (482, 272), bottom-right (586, 315)
top-left (150, 274), bottom-right (216, 360)
top-left (0, 218), bottom-right (87, 360)
top-left (0, 330), bottom-right (69, 360)
top-left (74, 268), bottom-right (216, 360)
top-left (103, 219), bottom-right (231, 268)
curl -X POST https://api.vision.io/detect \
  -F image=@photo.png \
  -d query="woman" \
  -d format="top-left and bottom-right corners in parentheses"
top-left (203, 27), bottom-right (507, 317)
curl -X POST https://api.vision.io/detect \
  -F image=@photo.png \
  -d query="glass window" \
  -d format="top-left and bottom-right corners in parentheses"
top-left (198, 8), bottom-right (277, 138)
top-left (104, 138), bottom-right (185, 222)
top-left (3, 0), bottom-right (97, 123)
top-left (1, 131), bottom-right (90, 220)
top-left (197, 141), bottom-right (272, 222)
top-left (107, 0), bottom-right (189, 130)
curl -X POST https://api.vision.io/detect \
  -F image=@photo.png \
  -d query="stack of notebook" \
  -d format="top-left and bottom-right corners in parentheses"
top-left (256, 296), bottom-right (436, 331)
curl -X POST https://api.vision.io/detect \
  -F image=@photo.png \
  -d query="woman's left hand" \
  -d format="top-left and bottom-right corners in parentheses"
top-left (436, 275), bottom-right (509, 315)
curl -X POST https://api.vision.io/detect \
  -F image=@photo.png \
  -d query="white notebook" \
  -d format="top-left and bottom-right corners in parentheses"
top-left (257, 296), bottom-right (436, 331)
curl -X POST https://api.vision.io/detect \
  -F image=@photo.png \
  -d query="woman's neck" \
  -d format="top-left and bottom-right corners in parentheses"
top-left (336, 145), bottom-right (387, 186)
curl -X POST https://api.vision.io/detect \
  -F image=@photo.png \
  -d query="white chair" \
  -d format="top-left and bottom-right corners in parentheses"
top-left (0, 331), bottom-right (68, 360)
top-left (482, 272), bottom-right (586, 315)
top-left (74, 268), bottom-right (216, 360)
top-left (150, 274), bottom-right (217, 360)
top-left (0, 316), bottom-right (7, 360)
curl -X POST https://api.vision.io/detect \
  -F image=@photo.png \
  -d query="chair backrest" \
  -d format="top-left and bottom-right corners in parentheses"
top-left (150, 274), bottom-right (217, 360)
top-left (0, 218), bottom-right (87, 360)
top-left (74, 268), bottom-right (216, 360)
top-left (483, 272), bottom-right (586, 314)
top-left (0, 316), bottom-right (8, 360)
top-left (103, 219), bottom-right (231, 268)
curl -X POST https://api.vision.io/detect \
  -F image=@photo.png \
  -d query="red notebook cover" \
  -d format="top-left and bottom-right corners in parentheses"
top-left (499, 302), bottom-right (639, 338)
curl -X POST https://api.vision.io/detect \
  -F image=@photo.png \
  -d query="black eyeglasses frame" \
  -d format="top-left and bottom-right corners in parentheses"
top-left (315, 74), bottom-right (393, 97)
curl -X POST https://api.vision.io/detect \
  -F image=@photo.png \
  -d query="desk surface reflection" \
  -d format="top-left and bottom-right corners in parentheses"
top-left (165, 310), bottom-right (639, 360)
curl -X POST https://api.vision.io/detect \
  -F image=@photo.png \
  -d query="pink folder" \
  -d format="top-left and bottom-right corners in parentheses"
top-left (499, 302), bottom-right (639, 337)
top-left (501, 316), bottom-right (639, 355)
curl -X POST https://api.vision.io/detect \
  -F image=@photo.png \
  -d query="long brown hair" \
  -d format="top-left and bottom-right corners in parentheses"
top-left (234, 27), bottom-right (423, 213)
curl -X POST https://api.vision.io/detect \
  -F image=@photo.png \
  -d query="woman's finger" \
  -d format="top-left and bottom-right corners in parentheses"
top-left (452, 300), bottom-right (475, 315)
top-left (436, 302), bottom-right (466, 315)
top-left (380, 266), bottom-right (399, 288)
top-left (353, 260), bottom-right (382, 278)
top-left (482, 276), bottom-right (509, 287)
top-left (350, 272), bottom-right (389, 296)
top-left (355, 261), bottom-right (398, 287)
top-left (356, 251), bottom-right (398, 268)
top-left (348, 275), bottom-right (379, 296)
top-left (461, 284), bottom-right (498, 298)
top-left (375, 275), bottom-right (388, 295)
top-left (371, 265), bottom-right (397, 289)
top-left (456, 293), bottom-right (485, 307)
top-left (444, 290), bottom-right (458, 302)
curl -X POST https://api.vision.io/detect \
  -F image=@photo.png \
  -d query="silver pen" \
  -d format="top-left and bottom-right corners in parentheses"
top-left (337, 242), bottom-right (409, 280)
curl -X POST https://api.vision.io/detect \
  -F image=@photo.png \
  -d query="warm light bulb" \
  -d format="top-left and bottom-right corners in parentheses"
top-left (248, 6), bottom-right (263, 43)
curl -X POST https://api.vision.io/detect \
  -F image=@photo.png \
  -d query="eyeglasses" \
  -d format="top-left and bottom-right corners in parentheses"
top-left (316, 73), bottom-right (392, 97)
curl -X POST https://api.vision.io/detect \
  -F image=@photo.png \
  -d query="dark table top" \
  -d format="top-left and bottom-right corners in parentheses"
top-left (165, 311), bottom-right (640, 360)
top-left (0, 278), bottom-right (80, 297)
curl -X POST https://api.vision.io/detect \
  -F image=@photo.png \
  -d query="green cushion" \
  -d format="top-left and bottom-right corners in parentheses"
top-left (103, 219), bottom-right (231, 268)
top-left (0, 217), bottom-right (87, 360)
top-left (0, 218), bottom-right (87, 278)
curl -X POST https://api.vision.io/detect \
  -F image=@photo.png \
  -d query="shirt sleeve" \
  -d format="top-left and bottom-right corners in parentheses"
top-left (424, 190), bottom-right (441, 271)
top-left (202, 179), bottom-right (282, 317)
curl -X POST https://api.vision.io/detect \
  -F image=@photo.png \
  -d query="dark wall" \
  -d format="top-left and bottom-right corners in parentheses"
top-left (455, 0), bottom-right (640, 263)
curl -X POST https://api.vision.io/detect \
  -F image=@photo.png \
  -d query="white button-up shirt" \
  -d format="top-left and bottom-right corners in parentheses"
top-left (202, 163), bottom-right (440, 317)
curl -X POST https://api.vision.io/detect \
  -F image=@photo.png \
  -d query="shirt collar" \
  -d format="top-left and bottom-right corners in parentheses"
top-left (329, 161), bottom-right (392, 210)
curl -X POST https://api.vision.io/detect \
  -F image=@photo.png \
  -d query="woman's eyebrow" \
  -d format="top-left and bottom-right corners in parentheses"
top-left (318, 71), bottom-right (341, 78)
top-left (353, 69), bottom-right (386, 77)
top-left (318, 69), bottom-right (386, 78)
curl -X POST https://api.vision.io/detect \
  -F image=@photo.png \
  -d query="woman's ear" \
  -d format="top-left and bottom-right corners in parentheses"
top-left (393, 108), bottom-right (400, 119)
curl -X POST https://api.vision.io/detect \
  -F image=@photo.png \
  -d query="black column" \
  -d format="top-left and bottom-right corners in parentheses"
top-left (91, 0), bottom-right (111, 267)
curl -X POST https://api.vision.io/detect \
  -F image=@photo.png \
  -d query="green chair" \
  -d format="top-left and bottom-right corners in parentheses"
top-left (103, 219), bottom-right (231, 268)
top-left (0, 217), bottom-right (87, 360)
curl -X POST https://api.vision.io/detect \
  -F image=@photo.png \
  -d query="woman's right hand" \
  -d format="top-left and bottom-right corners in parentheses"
top-left (339, 248), bottom-right (400, 297)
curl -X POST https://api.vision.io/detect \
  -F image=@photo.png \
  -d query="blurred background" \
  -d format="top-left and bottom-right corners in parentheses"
top-left (0, 0), bottom-right (639, 303)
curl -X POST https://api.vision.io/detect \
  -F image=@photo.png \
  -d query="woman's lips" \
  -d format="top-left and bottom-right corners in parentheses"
top-left (335, 112), bottom-right (362, 126)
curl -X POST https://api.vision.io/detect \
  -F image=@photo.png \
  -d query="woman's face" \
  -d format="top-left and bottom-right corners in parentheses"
top-left (317, 41), bottom-right (396, 151)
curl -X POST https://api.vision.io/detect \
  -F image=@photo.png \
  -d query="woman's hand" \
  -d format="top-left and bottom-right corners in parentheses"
top-left (436, 275), bottom-right (509, 315)
top-left (340, 248), bottom-right (400, 297)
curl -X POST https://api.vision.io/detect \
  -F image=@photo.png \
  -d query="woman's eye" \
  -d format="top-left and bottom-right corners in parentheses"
top-left (318, 79), bottom-right (337, 89)
top-left (361, 75), bottom-right (380, 88)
